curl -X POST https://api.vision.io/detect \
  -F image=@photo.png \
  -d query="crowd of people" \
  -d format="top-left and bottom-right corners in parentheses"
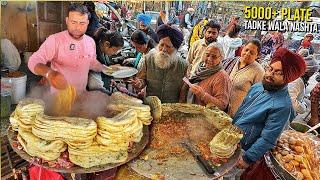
top-left (26, 3), bottom-right (319, 179)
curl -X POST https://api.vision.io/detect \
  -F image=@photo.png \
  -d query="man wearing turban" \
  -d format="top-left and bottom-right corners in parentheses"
top-left (131, 24), bottom-right (188, 103)
top-left (136, 13), bottom-right (159, 43)
top-left (229, 48), bottom-right (306, 177)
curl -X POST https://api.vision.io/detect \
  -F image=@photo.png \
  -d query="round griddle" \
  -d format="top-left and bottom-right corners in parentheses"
top-left (7, 125), bottom-right (149, 174)
top-left (128, 103), bottom-right (241, 180)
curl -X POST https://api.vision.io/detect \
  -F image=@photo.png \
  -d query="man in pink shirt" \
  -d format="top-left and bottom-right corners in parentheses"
top-left (28, 3), bottom-right (104, 93)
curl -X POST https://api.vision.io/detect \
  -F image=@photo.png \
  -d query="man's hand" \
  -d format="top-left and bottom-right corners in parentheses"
top-left (189, 84), bottom-right (205, 96)
top-left (237, 156), bottom-right (249, 169)
top-left (122, 58), bottom-right (135, 66)
top-left (96, 64), bottom-right (105, 72)
top-left (46, 70), bottom-right (68, 90)
top-left (130, 77), bottom-right (144, 90)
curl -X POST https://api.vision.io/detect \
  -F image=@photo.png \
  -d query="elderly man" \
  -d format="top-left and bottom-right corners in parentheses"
top-left (131, 24), bottom-right (188, 103)
top-left (28, 3), bottom-right (104, 93)
top-left (229, 48), bottom-right (306, 179)
top-left (136, 13), bottom-right (159, 43)
top-left (187, 20), bottom-right (221, 76)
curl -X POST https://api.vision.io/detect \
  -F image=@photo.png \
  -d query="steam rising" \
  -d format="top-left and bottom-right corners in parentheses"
top-left (26, 86), bottom-right (112, 119)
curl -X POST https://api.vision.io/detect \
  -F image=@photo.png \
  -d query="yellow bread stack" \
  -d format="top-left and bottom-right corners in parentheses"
top-left (107, 92), bottom-right (153, 125)
top-left (17, 128), bottom-right (67, 161)
top-left (68, 142), bottom-right (128, 168)
top-left (68, 109), bottom-right (143, 168)
top-left (9, 95), bottom-right (150, 168)
top-left (10, 98), bottom-right (45, 131)
top-left (32, 114), bottom-right (97, 149)
top-left (96, 109), bottom-right (143, 149)
top-left (209, 125), bottom-right (243, 158)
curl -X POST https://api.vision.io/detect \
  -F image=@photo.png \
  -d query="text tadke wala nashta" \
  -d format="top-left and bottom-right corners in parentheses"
top-left (52, 85), bottom-right (77, 116)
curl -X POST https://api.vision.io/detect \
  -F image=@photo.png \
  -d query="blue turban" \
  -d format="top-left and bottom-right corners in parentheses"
top-left (136, 13), bottom-right (152, 26)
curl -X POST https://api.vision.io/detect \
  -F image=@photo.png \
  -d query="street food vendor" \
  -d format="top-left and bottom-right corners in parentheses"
top-left (28, 3), bottom-right (104, 93)
top-left (131, 24), bottom-right (188, 103)
top-left (229, 48), bottom-right (306, 178)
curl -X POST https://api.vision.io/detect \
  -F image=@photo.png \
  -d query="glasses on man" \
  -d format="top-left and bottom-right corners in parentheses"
top-left (265, 65), bottom-right (284, 77)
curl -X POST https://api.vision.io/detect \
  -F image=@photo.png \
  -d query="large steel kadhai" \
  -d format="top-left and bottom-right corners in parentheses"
top-left (7, 125), bottom-right (149, 174)
top-left (268, 153), bottom-right (295, 180)
top-left (128, 103), bottom-right (242, 180)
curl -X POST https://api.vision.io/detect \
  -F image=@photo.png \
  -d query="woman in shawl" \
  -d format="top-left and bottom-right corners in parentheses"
top-left (180, 42), bottom-right (231, 111)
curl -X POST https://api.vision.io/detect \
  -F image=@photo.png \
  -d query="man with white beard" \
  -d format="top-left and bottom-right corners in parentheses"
top-left (131, 24), bottom-right (188, 103)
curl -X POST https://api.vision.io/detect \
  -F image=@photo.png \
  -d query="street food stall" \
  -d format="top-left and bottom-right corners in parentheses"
top-left (2, 1), bottom-right (320, 179)
top-left (6, 90), bottom-right (244, 179)
top-left (3, 63), bottom-right (319, 179)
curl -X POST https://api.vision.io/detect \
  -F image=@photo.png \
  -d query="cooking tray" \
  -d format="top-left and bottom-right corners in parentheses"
top-left (128, 103), bottom-right (241, 180)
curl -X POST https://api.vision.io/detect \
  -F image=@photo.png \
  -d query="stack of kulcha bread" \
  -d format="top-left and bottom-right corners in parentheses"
top-left (96, 109), bottom-right (143, 148)
top-left (17, 128), bottom-right (67, 161)
top-left (106, 92), bottom-right (153, 125)
top-left (32, 114), bottom-right (97, 149)
top-left (69, 109), bottom-right (143, 168)
top-left (209, 125), bottom-right (243, 159)
top-left (10, 98), bottom-right (68, 161)
top-left (10, 98), bottom-right (45, 131)
top-left (10, 93), bottom-right (160, 168)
